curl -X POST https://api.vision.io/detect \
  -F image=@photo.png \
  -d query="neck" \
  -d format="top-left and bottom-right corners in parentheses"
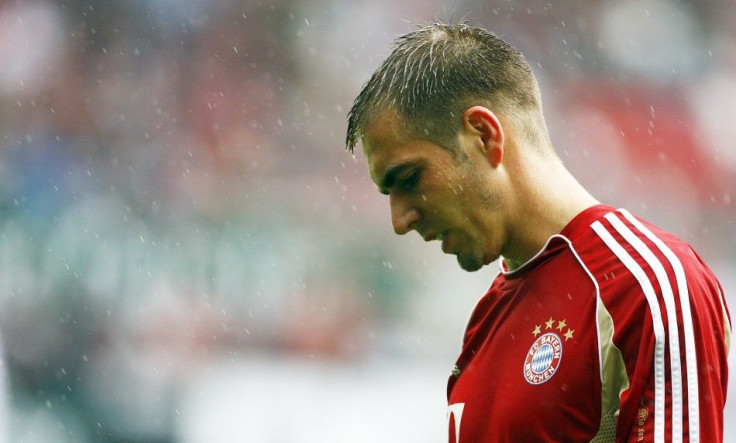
top-left (502, 151), bottom-right (598, 271)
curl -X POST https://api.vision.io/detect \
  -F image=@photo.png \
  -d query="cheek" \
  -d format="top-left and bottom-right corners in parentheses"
top-left (467, 171), bottom-right (503, 210)
top-left (431, 164), bottom-right (465, 194)
top-left (481, 188), bottom-right (504, 211)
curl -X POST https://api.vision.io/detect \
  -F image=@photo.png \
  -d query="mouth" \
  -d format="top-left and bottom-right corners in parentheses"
top-left (423, 231), bottom-right (446, 242)
top-left (422, 230), bottom-right (452, 254)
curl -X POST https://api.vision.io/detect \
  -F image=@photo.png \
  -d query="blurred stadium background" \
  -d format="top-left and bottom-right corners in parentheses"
top-left (0, 0), bottom-right (734, 441)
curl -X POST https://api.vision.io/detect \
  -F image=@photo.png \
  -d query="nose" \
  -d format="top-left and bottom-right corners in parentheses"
top-left (390, 193), bottom-right (420, 235)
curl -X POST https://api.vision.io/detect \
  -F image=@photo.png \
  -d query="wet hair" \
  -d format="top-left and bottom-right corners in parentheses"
top-left (346, 23), bottom-right (547, 154)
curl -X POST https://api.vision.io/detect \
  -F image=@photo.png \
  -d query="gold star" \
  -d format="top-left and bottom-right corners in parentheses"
top-left (556, 319), bottom-right (567, 331)
top-left (564, 329), bottom-right (575, 341)
top-left (545, 317), bottom-right (555, 329)
top-left (532, 325), bottom-right (541, 337)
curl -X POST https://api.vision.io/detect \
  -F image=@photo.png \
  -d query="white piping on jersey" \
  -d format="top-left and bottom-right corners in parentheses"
top-left (498, 233), bottom-right (564, 276)
top-left (502, 233), bottom-right (627, 404)
top-left (554, 234), bottom-right (631, 443)
top-left (547, 235), bottom-right (606, 382)
top-left (619, 209), bottom-right (699, 443)
top-left (604, 212), bottom-right (684, 443)
top-left (592, 220), bottom-right (667, 443)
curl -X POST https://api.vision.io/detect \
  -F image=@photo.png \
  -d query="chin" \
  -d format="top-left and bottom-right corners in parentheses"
top-left (457, 254), bottom-right (484, 272)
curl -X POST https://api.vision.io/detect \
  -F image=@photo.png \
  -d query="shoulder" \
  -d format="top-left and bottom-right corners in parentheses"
top-left (565, 207), bottom-right (726, 344)
top-left (567, 208), bottom-right (712, 290)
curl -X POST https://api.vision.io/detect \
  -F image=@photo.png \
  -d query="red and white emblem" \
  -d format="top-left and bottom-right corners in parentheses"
top-left (523, 332), bottom-right (563, 385)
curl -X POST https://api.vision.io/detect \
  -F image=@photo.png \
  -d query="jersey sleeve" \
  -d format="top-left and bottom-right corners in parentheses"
top-left (587, 209), bottom-right (730, 442)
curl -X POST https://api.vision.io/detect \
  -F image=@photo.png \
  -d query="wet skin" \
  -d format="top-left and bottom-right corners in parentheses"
top-left (362, 112), bottom-right (508, 272)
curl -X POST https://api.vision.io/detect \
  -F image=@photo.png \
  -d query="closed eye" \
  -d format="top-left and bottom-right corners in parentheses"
top-left (377, 162), bottom-right (421, 195)
top-left (399, 170), bottom-right (421, 190)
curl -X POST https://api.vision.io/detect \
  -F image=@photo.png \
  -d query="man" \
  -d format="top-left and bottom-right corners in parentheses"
top-left (345, 23), bottom-right (731, 442)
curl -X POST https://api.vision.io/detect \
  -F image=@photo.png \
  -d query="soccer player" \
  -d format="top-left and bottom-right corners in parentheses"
top-left (345, 23), bottom-right (731, 442)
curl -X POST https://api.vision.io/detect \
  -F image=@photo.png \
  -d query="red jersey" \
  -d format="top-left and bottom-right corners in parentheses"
top-left (447, 205), bottom-right (731, 442)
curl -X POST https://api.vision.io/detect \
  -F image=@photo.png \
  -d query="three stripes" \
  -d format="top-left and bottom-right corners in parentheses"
top-left (591, 209), bottom-right (698, 443)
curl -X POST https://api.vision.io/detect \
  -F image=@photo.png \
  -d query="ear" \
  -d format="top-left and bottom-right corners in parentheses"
top-left (463, 106), bottom-right (504, 168)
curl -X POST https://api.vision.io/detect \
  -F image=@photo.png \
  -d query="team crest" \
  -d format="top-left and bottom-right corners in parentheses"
top-left (523, 317), bottom-right (574, 385)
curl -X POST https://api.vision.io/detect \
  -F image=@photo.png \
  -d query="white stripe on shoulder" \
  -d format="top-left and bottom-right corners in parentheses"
top-left (604, 212), bottom-right (684, 443)
top-left (618, 208), bottom-right (699, 442)
top-left (591, 220), bottom-right (667, 443)
top-left (551, 235), bottom-right (604, 380)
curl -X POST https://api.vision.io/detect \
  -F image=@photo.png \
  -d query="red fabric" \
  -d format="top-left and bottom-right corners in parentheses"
top-left (447, 204), bottom-right (730, 442)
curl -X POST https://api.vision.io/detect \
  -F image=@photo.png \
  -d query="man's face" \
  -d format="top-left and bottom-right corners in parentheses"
top-left (362, 112), bottom-right (505, 272)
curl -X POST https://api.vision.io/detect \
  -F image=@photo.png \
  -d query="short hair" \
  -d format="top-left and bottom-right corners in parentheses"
top-left (346, 23), bottom-right (546, 154)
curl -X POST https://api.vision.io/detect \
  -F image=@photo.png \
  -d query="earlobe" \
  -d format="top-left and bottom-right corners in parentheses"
top-left (463, 106), bottom-right (504, 168)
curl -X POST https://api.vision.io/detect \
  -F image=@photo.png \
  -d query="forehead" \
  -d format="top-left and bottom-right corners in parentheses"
top-left (362, 112), bottom-right (419, 181)
top-left (362, 111), bottom-right (406, 156)
top-left (362, 112), bottom-right (460, 190)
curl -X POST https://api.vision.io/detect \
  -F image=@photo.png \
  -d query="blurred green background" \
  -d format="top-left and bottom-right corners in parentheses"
top-left (0, 0), bottom-right (734, 441)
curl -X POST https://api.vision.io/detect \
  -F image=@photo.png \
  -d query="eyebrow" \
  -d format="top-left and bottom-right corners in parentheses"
top-left (377, 162), bottom-right (415, 195)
